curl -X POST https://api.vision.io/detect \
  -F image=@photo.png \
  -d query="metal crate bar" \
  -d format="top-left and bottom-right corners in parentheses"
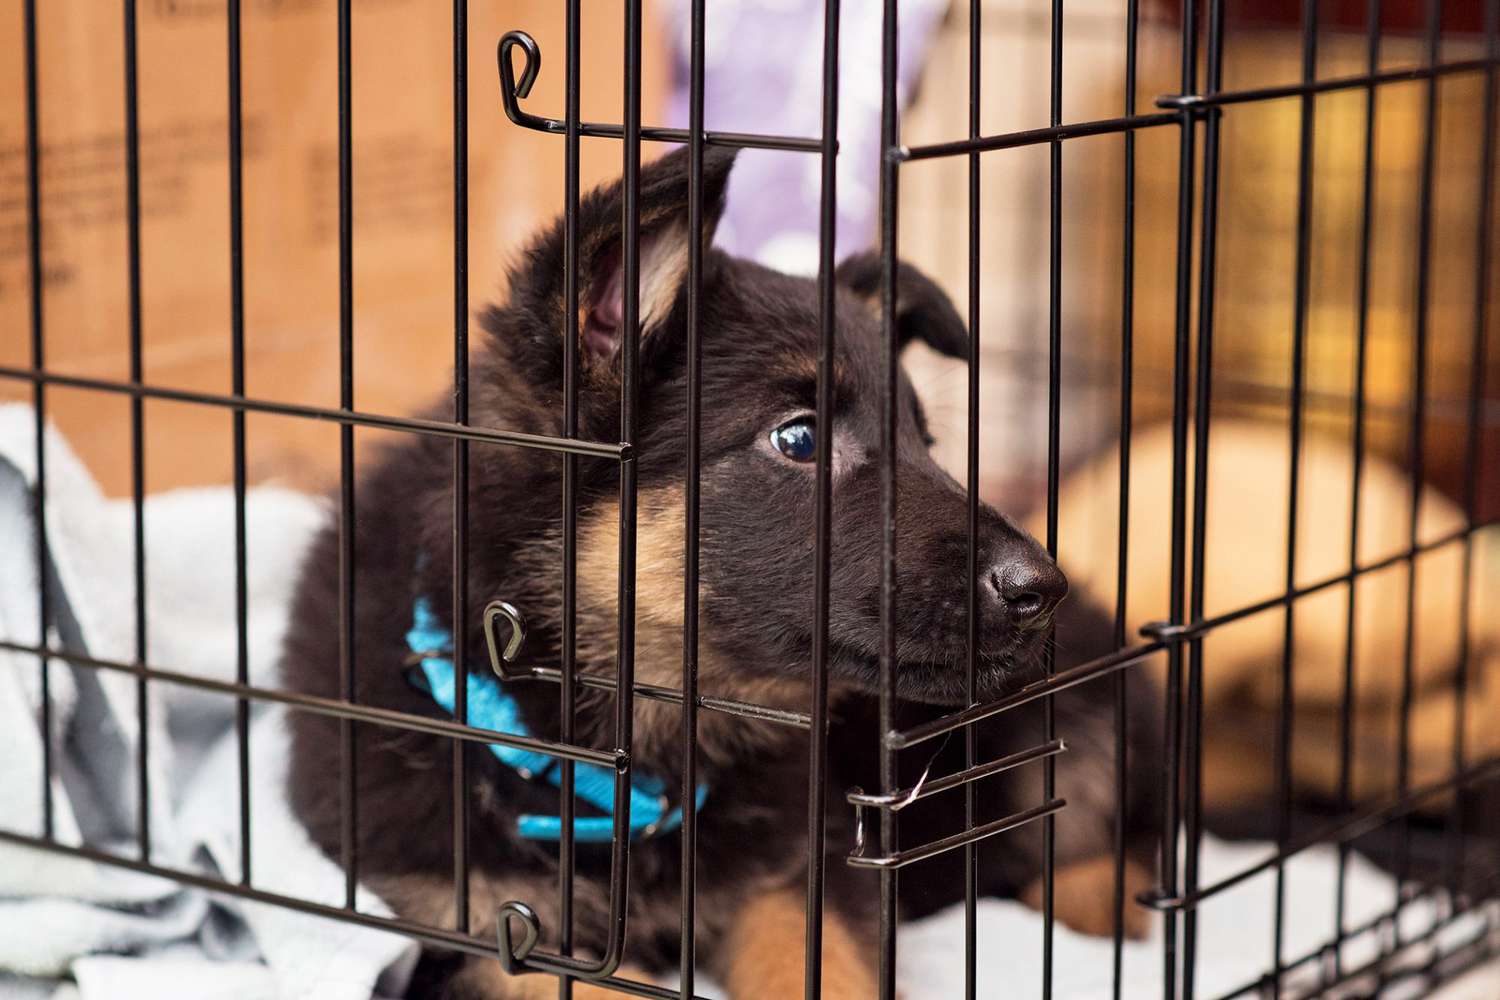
top-left (1157, 58), bottom-right (1497, 111)
top-left (1444, 0), bottom-right (1500, 916)
top-left (450, 0), bottom-right (472, 940)
top-left (21, 0), bottom-right (51, 845)
top-left (878, 2), bottom-right (901, 995)
top-left (678, 0), bottom-right (706, 993)
top-left (335, 0), bottom-right (358, 911)
top-left (0, 367), bottom-right (627, 458)
top-left (1385, 1), bottom-right (1446, 969)
top-left (1181, 0), bottom-right (1229, 988)
top-left (226, 0), bottom-right (252, 891)
top-left (848, 799), bottom-right (1068, 871)
top-left (1269, 0), bottom-right (1320, 989)
top-left (0, 637), bottom-right (624, 768)
top-left (846, 740), bottom-right (1067, 811)
top-left (558, 0), bottom-right (583, 987)
top-left (964, 0), bottom-right (984, 994)
top-left (121, 0), bottom-right (151, 869)
top-left (496, 31), bottom-right (821, 156)
top-left (805, 0), bottom-right (841, 996)
top-left (1332, 0), bottom-right (1386, 973)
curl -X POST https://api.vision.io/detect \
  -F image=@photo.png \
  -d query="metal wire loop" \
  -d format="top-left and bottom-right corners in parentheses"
top-left (495, 900), bottom-right (541, 973)
top-left (482, 600), bottom-right (528, 681)
top-left (497, 31), bottom-right (550, 133)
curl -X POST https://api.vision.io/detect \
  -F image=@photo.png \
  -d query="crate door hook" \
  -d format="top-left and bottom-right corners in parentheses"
top-left (483, 599), bottom-right (528, 682)
top-left (497, 31), bottom-right (556, 134)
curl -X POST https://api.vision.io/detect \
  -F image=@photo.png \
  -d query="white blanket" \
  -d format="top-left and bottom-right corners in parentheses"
top-left (0, 405), bottom-right (417, 1000)
top-left (0, 404), bottom-right (1489, 999)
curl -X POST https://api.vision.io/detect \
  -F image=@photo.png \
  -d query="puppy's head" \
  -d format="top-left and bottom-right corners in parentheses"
top-left (486, 147), bottom-right (1064, 705)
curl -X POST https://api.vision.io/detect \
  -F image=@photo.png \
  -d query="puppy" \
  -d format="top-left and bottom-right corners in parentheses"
top-left (281, 146), bottom-right (1157, 998)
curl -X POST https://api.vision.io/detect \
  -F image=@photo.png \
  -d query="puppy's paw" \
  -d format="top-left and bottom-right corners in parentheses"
top-left (1020, 854), bottom-right (1155, 941)
top-left (444, 960), bottom-right (655, 1000)
top-left (723, 889), bottom-right (878, 1000)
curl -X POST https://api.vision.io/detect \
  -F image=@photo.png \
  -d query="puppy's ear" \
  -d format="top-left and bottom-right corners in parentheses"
top-left (507, 144), bottom-right (736, 375)
top-left (835, 252), bottom-right (969, 360)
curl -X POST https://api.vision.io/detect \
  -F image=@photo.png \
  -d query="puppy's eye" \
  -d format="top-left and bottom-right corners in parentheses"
top-left (769, 417), bottom-right (817, 463)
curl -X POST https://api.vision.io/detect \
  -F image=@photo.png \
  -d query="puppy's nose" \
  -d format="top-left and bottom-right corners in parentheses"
top-left (987, 555), bottom-right (1067, 627)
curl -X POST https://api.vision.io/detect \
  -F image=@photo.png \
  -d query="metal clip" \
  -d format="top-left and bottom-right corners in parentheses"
top-left (497, 31), bottom-right (560, 135)
top-left (1140, 619), bottom-right (1188, 643)
top-left (1155, 92), bottom-right (1205, 111)
top-left (495, 900), bottom-right (541, 974)
top-left (483, 600), bottom-right (528, 682)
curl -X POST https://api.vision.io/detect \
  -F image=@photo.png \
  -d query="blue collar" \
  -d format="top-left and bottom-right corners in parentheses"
top-left (405, 596), bottom-right (707, 842)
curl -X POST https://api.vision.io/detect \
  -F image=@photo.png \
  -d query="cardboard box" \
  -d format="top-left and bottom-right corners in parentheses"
top-left (0, 0), bottom-right (667, 495)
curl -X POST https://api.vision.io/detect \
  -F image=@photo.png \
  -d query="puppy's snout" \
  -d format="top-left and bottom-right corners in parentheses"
top-left (987, 552), bottom-right (1067, 628)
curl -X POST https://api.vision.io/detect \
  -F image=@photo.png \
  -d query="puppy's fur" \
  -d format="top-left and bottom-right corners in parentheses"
top-left (281, 148), bottom-right (1160, 998)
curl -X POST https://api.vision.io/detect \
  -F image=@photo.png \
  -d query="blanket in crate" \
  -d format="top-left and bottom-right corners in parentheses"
top-left (0, 403), bottom-right (1490, 999)
top-left (0, 405), bottom-right (416, 1000)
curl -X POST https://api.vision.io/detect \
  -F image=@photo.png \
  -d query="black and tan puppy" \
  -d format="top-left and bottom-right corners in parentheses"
top-left (281, 147), bottom-right (1158, 999)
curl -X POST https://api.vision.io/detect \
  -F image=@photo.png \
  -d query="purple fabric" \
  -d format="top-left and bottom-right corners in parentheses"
top-left (665, 0), bottom-right (948, 275)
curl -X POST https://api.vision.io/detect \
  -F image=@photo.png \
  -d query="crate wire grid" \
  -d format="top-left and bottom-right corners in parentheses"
top-left (0, 0), bottom-right (1496, 998)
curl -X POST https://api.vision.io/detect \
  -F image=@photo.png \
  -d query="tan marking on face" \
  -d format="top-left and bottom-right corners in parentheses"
top-left (721, 887), bottom-right (876, 1000)
top-left (576, 485), bottom-right (690, 638)
top-left (572, 486), bottom-right (807, 767)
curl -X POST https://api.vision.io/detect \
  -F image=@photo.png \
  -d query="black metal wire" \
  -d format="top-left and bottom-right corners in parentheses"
top-left (879, 2), bottom-right (900, 996)
top-left (557, 0), bottom-right (582, 990)
top-left (0, 367), bottom-right (627, 457)
top-left (1158, 59), bottom-right (1491, 110)
top-left (0, 638), bottom-right (626, 766)
top-left (1182, 0), bottom-right (1228, 991)
top-left (679, 1), bottom-right (706, 995)
top-left (1271, 0), bottom-right (1320, 988)
top-left (849, 741), bottom-right (1066, 810)
top-left (585, 3), bottom-right (641, 979)
top-left (336, 0), bottom-right (358, 913)
top-left (1043, 0), bottom-right (1064, 991)
top-left (1111, 0), bottom-right (1140, 987)
top-left (1162, 0), bottom-right (1202, 991)
top-left (806, 1), bottom-right (840, 998)
top-left (1447, 0), bottom-right (1499, 908)
top-left (964, 0), bottom-right (982, 995)
top-left (1333, 0), bottom-right (1383, 976)
top-left (451, 0), bottom-right (472, 938)
top-left (122, 0), bottom-right (151, 868)
top-left (899, 111), bottom-right (1178, 161)
top-left (227, 0), bottom-right (251, 889)
top-left (22, 0), bottom-right (51, 844)
top-left (1388, 0), bottom-right (1445, 961)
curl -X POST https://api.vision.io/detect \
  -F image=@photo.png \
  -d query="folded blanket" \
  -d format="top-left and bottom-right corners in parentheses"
top-left (0, 405), bottom-right (417, 1000)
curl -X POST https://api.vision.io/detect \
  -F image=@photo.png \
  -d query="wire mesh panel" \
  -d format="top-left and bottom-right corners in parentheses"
top-left (0, 1), bottom-right (1496, 1000)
